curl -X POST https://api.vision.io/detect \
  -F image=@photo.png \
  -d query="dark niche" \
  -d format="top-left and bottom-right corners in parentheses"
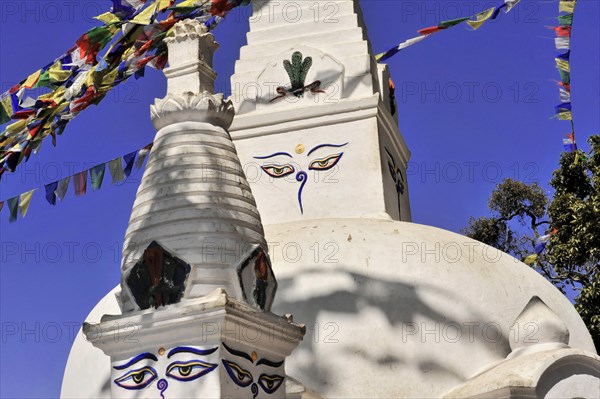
top-left (127, 241), bottom-right (191, 310)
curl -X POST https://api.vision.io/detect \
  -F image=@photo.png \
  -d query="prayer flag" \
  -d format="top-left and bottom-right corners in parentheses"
top-left (56, 176), bottom-right (71, 200)
top-left (45, 181), bottom-right (59, 205)
top-left (563, 138), bottom-right (577, 151)
top-left (7, 196), bottom-right (19, 222)
top-left (559, 88), bottom-right (571, 102)
top-left (74, 170), bottom-right (88, 196)
top-left (18, 189), bottom-right (35, 218)
top-left (553, 26), bottom-right (571, 37)
top-left (109, 157), bottom-right (126, 183)
top-left (90, 163), bottom-right (106, 190)
top-left (467, 8), bottom-right (496, 30)
top-left (557, 111), bottom-right (572, 121)
top-left (438, 17), bottom-right (470, 29)
top-left (559, 0), bottom-right (576, 13)
top-left (376, 36), bottom-right (428, 62)
top-left (558, 13), bottom-right (573, 26)
top-left (555, 37), bottom-right (570, 50)
top-left (505, 0), bottom-right (521, 12)
top-left (418, 26), bottom-right (444, 35)
top-left (555, 58), bottom-right (570, 72)
top-left (136, 144), bottom-right (153, 169)
top-left (559, 69), bottom-right (570, 84)
top-left (123, 151), bottom-right (136, 177)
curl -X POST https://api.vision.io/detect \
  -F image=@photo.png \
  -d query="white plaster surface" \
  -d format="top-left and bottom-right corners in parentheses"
top-left (62, 219), bottom-right (598, 398)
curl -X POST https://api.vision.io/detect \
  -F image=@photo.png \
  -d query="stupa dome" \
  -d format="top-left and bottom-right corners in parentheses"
top-left (61, 218), bottom-right (597, 398)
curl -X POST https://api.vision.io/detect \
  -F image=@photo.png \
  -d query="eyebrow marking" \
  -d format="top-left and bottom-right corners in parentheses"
top-left (223, 343), bottom-right (254, 363)
top-left (307, 143), bottom-right (349, 156)
top-left (167, 346), bottom-right (218, 358)
top-left (256, 358), bottom-right (284, 367)
top-left (113, 353), bottom-right (158, 370)
top-left (254, 152), bottom-right (292, 160)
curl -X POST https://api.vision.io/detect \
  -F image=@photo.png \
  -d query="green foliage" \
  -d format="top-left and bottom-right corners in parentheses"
top-left (464, 136), bottom-right (600, 352)
top-left (575, 273), bottom-right (600, 352)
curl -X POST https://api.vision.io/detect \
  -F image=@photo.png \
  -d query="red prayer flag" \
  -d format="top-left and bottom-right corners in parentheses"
top-left (74, 170), bottom-right (88, 196)
top-left (211, 0), bottom-right (235, 17)
top-left (558, 82), bottom-right (571, 92)
top-left (553, 26), bottom-right (572, 37)
top-left (418, 26), bottom-right (444, 35)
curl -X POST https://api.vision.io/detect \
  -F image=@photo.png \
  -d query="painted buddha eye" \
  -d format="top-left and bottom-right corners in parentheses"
top-left (114, 367), bottom-right (157, 390)
top-left (258, 374), bottom-right (285, 394)
top-left (260, 164), bottom-right (295, 178)
top-left (166, 360), bottom-right (217, 382)
top-left (222, 360), bottom-right (253, 387)
top-left (308, 153), bottom-right (343, 171)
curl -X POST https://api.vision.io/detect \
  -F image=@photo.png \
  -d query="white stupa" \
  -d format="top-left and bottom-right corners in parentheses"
top-left (62, 1), bottom-right (600, 398)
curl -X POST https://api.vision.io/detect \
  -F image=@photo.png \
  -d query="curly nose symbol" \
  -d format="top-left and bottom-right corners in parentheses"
top-left (251, 382), bottom-right (259, 399)
top-left (157, 379), bottom-right (168, 399)
top-left (296, 171), bottom-right (308, 214)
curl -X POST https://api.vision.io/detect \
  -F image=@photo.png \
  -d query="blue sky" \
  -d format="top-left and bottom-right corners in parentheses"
top-left (0, 1), bottom-right (599, 398)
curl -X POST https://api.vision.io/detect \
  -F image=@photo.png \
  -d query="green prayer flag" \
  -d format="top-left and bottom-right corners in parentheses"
top-left (559, 69), bottom-right (570, 84)
top-left (35, 70), bottom-right (52, 88)
top-left (438, 17), bottom-right (471, 29)
top-left (86, 26), bottom-right (115, 47)
top-left (558, 13), bottom-right (573, 26)
top-left (90, 163), bottom-right (106, 190)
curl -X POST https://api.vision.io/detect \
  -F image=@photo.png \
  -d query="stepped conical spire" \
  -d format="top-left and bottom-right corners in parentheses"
top-left (83, 19), bottom-right (304, 399)
top-left (118, 19), bottom-right (276, 313)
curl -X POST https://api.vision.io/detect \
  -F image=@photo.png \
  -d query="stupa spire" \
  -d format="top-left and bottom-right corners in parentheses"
top-left (117, 18), bottom-right (277, 313)
top-left (83, 19), bottom-right (304, 399)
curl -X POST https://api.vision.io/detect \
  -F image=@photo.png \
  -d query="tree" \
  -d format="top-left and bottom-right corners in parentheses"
top-left (463, 135), bottom-right (600, 352)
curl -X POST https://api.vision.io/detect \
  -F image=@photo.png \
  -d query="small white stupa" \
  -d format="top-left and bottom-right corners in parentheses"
top-left (62, 1), bottom-right (600, 398)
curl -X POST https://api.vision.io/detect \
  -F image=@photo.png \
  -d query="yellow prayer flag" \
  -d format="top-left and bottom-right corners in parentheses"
top-left (157, 0), bottom-right (172, 11)
top-left (467, 8), bottom-right (495, 30)
top-left (555, 58), bottom-right (570, 72)
top-left (523, 254), bottom-right (538, 266)
top-left (176, 0), bottom-right (201, 7)
top-left (6, 119), bottom-right (28, 133)
top-left (100, 67), bottom-right (119, 90)
top-left (38, 86), bottom-right (67, 103)
top-left (18, 189), bottom-right (35, 218)
top-left (559, 0), bottom-right (576, 13)
top-left (131, 3), bottom-right (158, 25)
top-left (1, 95), bottom-right (13, 116)
top-left (558, 111), bottom-right (573, 121)
top-left (574, 152), bottom-right (580, 165)
top-left (95, 12), bottom-right (121, 25)
top-left (23, 70), bottom-right (41, 89)
top-left (48, 61), bottom-right (72, 83)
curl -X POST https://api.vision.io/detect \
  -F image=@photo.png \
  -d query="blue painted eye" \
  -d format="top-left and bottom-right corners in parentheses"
top-left (114, 367), bottom-right (157, 390)
top-left (261, 164), bottom-right (295, 178)
top-left (166, 360), bottom-right (217, 382)
top-left (222, 360), bottom-right (253, 387)
top-left (258, 373), bottom-right (285, 394)
top-left (308, 153), bottom-right (343, 171)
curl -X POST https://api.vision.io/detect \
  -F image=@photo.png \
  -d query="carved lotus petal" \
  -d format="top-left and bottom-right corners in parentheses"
top-left (151, 92), bottom-right (235, 130)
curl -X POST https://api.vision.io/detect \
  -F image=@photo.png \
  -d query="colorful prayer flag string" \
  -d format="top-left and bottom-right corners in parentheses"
top-left (551, 0), bottom-right (578, 154)
top-left (0, 143), bottom-right (153, 223)
top-left (0, 0), bottom-right (249, 178)
top-left (375, 0), bottom-right (522, 62)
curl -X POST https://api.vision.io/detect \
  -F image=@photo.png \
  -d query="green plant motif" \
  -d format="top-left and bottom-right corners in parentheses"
top-left (271, 51), bottom-right (325, 102)
top-left (284, 51), bottom-right (313, 94)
